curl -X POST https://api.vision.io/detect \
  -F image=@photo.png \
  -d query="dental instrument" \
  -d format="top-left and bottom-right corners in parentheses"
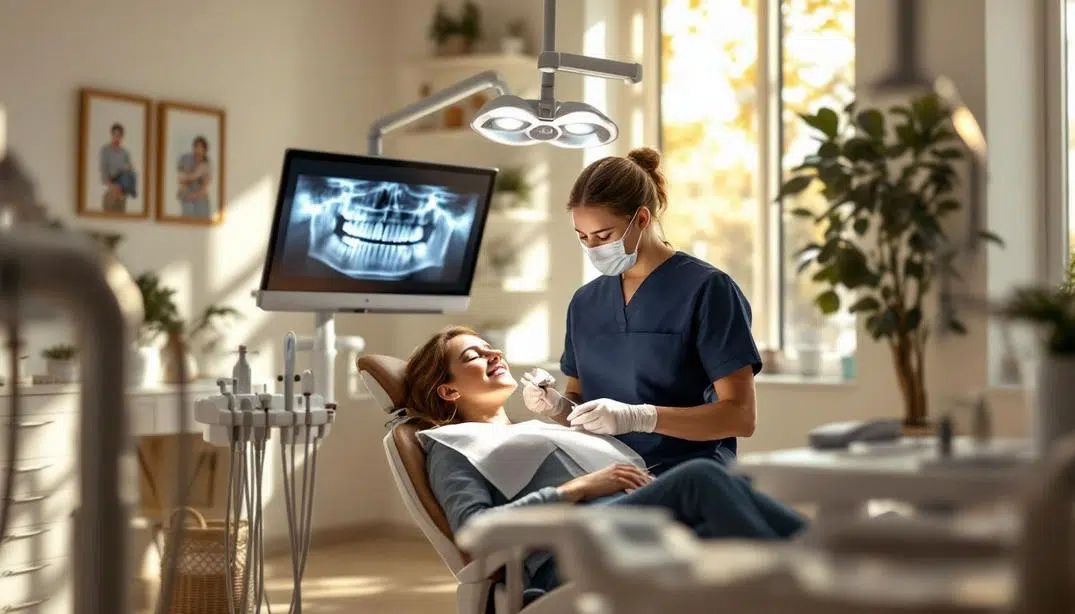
top-left (194, 332), bottom-right (335, 614)
top-left (520, 369), bottom-right (577, 408)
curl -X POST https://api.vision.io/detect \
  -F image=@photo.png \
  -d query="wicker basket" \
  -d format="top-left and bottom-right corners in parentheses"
top-left (160, 507), bottom-right (251, 614)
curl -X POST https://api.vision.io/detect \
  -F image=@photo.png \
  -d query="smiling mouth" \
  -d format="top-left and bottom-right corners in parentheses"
top-left (487, 365), bottom-right (507, 376)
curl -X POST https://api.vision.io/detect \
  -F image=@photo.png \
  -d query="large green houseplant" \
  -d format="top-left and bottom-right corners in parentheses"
top-left (779, 93), bottom-right (1002, 428)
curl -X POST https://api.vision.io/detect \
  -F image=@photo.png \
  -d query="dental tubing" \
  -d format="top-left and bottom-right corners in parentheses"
top-left (194, 332), bottom-right (336, 614)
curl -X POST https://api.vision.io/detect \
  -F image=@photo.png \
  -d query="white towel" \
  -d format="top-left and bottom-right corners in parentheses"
top-left (417, 420), bottom-right (646, 498)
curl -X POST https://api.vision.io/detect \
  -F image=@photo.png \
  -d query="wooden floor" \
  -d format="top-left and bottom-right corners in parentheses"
top-left (261, 535), bottom-right (457, 613)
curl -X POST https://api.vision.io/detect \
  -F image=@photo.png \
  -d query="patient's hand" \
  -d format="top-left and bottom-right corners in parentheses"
top-left (557, 464), bottom-right (653, 503)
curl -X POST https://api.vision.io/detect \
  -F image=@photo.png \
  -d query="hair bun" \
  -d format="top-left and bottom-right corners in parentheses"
top-left (626, 147), bottom-right (661, 173)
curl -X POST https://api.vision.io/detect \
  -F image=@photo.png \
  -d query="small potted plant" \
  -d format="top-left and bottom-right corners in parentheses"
top-left (133, 273), bottom-right (180, 386)
top-left (500, 18), bottom-right (527, 55)
top-left (429, 2), bottom-right (482, 56)
top-left (42, 344), bottom-right (78, 383)
top-left (1000, 259), bottom-right (1075, 452)
top-left (159, 304), bottom-right (242, 384)
top-left (492, 167), bottom-right (531, 210)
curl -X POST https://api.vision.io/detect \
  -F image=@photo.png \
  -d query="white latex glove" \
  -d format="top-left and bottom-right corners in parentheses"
top-left (567, 399), bottom-right (658, 436)
top-left (520, 368), bottom-right (569, 417)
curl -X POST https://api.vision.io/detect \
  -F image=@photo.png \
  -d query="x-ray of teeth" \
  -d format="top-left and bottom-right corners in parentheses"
top-left (295, 175), bottom-right (477, 281)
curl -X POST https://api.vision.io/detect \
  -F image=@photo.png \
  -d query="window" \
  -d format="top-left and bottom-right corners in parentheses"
top-left (658, 0), bottom-right (856, 374)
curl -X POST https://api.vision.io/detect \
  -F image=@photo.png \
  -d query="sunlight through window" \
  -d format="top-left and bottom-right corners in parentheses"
top-left (659, 0), bottom-right (855, 371)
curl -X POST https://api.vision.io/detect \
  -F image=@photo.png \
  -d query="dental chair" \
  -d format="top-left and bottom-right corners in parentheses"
top-left (356, 354), bottom-right (577, 614)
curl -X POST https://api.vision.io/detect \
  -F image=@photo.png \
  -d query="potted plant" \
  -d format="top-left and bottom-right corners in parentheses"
top-left (133, 273), bottom-right (180, 386)
top-left (1000, 261), bottom-right (1075, 452)
top-left (133, 272), bottom-right (240, 384)
top-left (158, 304), bottom-right (242, 384)
top-left (429, 2), bottom-right (482, 56)
top-left (779, 92), bottom-right (1003, 429)
top-left (492, 167), bottom-right (531, 210)
top-left (42, 344), bottom-right (78, 383)
top-left (501, 18), bottom-right (527, 55)
top-left (458, 1), bottom-right (483, 51)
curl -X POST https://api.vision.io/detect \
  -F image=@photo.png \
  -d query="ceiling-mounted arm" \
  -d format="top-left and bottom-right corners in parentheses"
top-left (873, 0), bottom-right (931, 90)
top-left (367, 70), bottom-right (510, 155)
top-left (539, 52), bottom-right (643, 85)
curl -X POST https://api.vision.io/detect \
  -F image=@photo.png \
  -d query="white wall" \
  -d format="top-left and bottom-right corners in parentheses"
top-left (0, 0), bottom-right (401, 541)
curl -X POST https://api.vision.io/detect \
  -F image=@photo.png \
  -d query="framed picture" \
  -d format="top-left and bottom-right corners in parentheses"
top-left (156, 101), bottom-right (226, 225)
top-left (76, 88), bottom-right (151, 219)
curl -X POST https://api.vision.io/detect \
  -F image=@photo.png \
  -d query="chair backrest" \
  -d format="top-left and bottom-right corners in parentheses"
top-left (357, 354), bottom-right (469, 576)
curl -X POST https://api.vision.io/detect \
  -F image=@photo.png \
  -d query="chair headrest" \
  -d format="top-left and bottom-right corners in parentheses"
top-left (356, 354), bottom-right (407, 414)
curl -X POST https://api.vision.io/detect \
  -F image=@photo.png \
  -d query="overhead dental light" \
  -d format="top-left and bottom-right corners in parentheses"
top-left (470, 0), bottom-right (642, 149)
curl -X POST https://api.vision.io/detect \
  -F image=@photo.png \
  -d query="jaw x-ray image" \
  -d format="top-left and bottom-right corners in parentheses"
top-left (282, 175), bottom-right (479, 283)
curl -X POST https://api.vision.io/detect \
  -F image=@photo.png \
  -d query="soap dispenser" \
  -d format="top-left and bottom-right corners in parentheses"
top-left (232, 345), bottom-right (252, 394)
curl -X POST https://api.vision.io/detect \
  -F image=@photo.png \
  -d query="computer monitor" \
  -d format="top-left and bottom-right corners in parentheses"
top-left (257, 149), bottom-right (497, 313)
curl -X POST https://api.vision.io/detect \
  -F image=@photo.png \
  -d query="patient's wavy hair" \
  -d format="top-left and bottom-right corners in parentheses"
top-left (401, 326), bottom-right (477, 429)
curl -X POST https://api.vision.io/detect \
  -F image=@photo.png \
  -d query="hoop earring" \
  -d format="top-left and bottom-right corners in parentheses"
top-left (447, 402), bottom-right (460, 424)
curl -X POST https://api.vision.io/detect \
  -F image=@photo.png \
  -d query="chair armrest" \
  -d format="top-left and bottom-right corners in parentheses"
top-left (457, 549), bottom-right (512, 583)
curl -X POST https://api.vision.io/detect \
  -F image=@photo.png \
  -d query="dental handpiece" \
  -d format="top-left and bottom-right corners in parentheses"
top-left (284, 331), bottom-right (297, 413)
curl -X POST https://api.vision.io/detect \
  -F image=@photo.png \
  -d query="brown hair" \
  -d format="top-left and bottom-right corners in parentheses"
top-left (567, 146), bottom-right (669, 219)
top-left (401, 326), bottom-right (478, 429)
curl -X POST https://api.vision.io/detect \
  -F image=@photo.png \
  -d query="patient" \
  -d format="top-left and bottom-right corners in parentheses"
top-left (401, 326), bottom-right (806, 609)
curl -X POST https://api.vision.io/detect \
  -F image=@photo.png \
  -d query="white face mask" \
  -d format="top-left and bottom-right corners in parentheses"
top-left (583, 210), bottom-right (642, 276)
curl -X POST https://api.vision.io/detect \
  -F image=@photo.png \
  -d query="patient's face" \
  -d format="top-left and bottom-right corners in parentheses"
top-left (439, 334), bottom-right (517, 408)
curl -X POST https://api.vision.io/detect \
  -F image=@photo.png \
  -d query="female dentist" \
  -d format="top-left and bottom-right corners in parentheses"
top-left (523, 147), bottom-right (762, 472)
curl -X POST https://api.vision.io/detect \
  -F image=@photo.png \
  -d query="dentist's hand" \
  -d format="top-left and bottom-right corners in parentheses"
top-left (568, 399), bottom-right (658, 436)
top-left (520, 368), bottom-right (569, 417)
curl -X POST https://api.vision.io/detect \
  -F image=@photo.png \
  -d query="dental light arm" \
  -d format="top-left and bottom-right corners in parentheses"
top-left (537, 52), bottom-right (643, 84)
top-left (367, 70), bottom-right (510, 156)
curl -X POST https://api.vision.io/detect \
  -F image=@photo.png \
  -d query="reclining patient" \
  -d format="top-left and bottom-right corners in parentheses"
top-left (401, 326), bottom-right (806, 608)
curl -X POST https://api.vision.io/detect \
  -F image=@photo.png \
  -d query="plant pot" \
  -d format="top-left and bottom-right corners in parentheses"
top-left (160, 337), bottom-right (198, 384)
top-left (798, 346), bottom-right (821, 377)
top-left (492, 193), bottom-right (520, 211)
top-left (436, 34), bottom-right (472, 56)
top-left (131, 345), bottom-right (163, 387)
top-left (500, 36), bottom-right (525, 55)
top-left (46, 358), bottom-right (78, 383)
top-left (1027, 355), bottom-right (1075, 455)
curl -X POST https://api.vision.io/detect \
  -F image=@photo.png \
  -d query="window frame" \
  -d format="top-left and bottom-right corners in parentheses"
top-left (654, 0), bottom-right (791, 352)
top-left (1045, 0), bottom-right (1069, 284)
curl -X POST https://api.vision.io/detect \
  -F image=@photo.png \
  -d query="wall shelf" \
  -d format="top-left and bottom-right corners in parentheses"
top-left (488, 208), bottom-right (547, 223)
top-left (417, 53), bottom-right (538, 73)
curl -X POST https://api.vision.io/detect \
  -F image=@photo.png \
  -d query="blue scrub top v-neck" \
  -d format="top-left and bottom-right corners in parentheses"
top-left (560, 251), bottom-right (763, 470)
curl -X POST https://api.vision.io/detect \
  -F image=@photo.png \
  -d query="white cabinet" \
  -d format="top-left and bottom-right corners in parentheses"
top-left (0, 380), bottom-right (222, 612)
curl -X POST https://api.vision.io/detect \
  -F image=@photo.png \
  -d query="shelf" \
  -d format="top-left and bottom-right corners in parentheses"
top-left (417, 53), bottom-right (538, 72)
top-left (488, 208), bottom-right (547, 223)
top-left (472, 278), bottom-right (548, 294)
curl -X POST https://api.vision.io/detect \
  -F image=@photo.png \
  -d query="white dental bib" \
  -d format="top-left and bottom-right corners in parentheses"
top-left (417, 420), bottom-right (646, 498)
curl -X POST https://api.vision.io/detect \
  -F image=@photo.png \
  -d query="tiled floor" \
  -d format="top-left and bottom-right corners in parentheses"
top-left (261, 536), bottom-right (457, 613)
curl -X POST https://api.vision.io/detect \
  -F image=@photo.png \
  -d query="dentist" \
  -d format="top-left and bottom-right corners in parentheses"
top-left (523, 147), bottom-right (762, 471)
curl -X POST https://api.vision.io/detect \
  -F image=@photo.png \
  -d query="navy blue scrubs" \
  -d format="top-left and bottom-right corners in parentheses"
top-left (560, 252), bottom-right (762, 470)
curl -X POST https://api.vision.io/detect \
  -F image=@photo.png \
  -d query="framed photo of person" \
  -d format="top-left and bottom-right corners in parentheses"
top-left (156, 101), bottom-right (226, 225)
top-left (76, 88), bottom-right (152, 219)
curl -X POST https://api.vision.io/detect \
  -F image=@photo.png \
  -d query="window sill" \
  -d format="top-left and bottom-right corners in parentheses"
top-left (756, 373), bottom-right (850, 387)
